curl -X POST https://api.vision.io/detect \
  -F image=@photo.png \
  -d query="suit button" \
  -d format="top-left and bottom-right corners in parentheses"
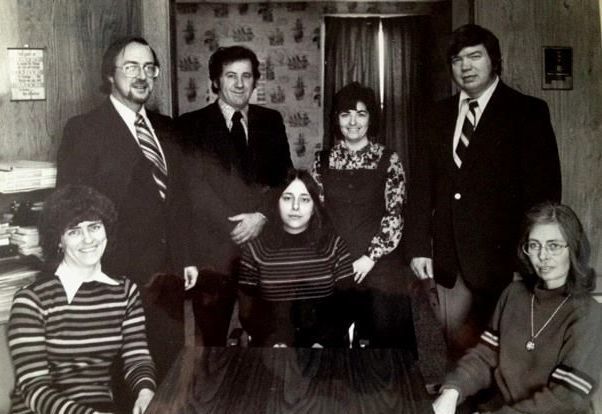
top-left (160, 238), bottom-right (167, 244)
top-left (348, 184), bottom-right (353, 189)
top-left (454, 193), bottom-right (461, 200)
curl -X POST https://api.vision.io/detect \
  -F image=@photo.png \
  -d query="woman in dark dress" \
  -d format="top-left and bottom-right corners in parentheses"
top-left (311, 82), bottom-right (414, 349)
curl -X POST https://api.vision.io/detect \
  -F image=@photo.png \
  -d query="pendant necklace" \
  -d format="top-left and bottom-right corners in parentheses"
top-left (526, 293), bottom-right (571, 351)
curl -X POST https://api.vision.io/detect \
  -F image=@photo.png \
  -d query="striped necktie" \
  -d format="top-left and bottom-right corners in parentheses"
top-left (454, 99), bottom-right (478, 168)
top-left (135, 114), bottom-right (168, 199)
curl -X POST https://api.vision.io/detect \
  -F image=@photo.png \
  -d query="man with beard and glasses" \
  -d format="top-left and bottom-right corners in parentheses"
top-left (57, 37), bottom-right (198, 385)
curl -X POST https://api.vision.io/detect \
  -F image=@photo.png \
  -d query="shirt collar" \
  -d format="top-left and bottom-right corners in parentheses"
top-left (217, 98), bottom-right (248, 124)
top-left (458, 75), bottom-right (500, 111)
top-left (339, 139), bottom-right (373, 155)
top-left (56, 261), bottom-right (119, 303)
top-left (110, 94), bottom-right (149, 126)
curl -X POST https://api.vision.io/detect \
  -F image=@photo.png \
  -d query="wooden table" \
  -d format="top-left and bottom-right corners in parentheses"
top-left (147, 346), bottom-right (434, 414)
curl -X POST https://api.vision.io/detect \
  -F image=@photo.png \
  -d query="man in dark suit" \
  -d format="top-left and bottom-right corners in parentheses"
top-left (57, 37), bottom-right (198, 379)
top-left (178, 46), bottom-right (292, 346)
top-left (405, 25), bottom-right (561, 360)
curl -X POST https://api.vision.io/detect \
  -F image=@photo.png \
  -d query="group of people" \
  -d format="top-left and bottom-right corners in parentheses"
top-left (6, 22), bottom-right (601, 414)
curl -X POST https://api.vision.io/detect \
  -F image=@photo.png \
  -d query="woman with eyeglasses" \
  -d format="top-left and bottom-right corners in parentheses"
top-left (432, 202), bottom-right (602, 414)
top-left (8, 185), bottom-right (156, 414)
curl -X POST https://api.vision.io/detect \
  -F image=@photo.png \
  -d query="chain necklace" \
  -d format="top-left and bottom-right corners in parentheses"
top-left (526, 293), bottom-right (571, 351)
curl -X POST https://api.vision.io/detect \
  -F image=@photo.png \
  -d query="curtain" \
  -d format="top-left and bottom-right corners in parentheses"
top-left (381, 16), bottom-right (432, 183)
top-left (323, 17), bottom-right (380, 149)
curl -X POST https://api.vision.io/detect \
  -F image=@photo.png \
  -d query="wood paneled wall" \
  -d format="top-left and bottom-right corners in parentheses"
top-left (473, 0), bottom-right (602, 286)
top-left (0, 0), bottom-right (140, 163)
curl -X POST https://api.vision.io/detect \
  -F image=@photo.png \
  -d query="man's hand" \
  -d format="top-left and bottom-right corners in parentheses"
top-left (183, 266), bottom-right (198, 290)
top-left (228, 213), bottom-right (266, 244)
top-left (352, 255), bottom-right (375, 283)
top-left (410, 257), bottom-right (434, 280)
top-left (132, 388), bottom-right (155, 414)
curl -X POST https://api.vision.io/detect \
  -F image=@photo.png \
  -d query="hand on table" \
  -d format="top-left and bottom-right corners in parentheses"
top-left (410, 257), bottom-right (434, 280)
top-left (132, 388), bottom-right (155, 414)
top-left (352, 255), bottom-right (375, 283)
top-left (229, 213), bottom-right (266, 244)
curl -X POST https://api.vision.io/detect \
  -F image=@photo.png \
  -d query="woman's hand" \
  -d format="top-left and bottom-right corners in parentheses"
top-left (432, 388), bottom-right (459, 414)
top-left (183, 266), bottom-right (198, 290)
top-left (352, 255), bottom-right (375, 283)
top-left (132, 388), bottom-right (155, 414)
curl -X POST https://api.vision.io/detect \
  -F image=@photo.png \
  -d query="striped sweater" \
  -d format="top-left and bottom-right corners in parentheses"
top-left (238, 231), bottom-right (354, 346)
top-left (443, 281), bottom-right (602, 413)
top-left (8, 273), bottom-right (156, 414)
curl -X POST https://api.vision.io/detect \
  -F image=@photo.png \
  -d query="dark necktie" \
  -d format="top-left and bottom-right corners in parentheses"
top-left (455, 99), bottom-right (478, 168)
top-left (135, 114), bottom-right (168, 199)
top-left (231, 111), bottom-right (249, 176)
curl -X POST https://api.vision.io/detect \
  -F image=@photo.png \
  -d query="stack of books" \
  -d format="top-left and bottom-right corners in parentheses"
top-left (0, 260), bottom-right (39, 323)
top-left (10, 226), bottom-right (42, 258)
top-left (0, 160), bottom-right (57, 193)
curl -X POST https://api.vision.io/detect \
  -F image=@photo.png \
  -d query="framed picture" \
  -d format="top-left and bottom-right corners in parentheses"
top-left (542, 46), bottom-right (573, 90)
top-left (7, 47), bottom-right (46, 101)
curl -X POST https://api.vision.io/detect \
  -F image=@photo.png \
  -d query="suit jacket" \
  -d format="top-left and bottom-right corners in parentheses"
top-left (177, 101), bottom-right (292, 275)
top-left (57, 99), bottom-right (192, 284)
top-left (404, 82), bottom-right (561, 296)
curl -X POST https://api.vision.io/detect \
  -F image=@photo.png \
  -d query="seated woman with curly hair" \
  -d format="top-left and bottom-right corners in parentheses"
top-left (8, 185), bottom-right (156, 414)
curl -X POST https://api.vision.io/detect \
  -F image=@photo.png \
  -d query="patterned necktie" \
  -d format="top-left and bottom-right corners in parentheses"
top-left (135, 114), bottom-right (168, 199)
top-left (231, 111), bottom-right (249, 177)
top-left (454, 99), bottom-right (479, 168)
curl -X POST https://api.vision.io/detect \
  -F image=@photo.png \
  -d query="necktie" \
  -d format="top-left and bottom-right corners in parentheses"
top-left (231, 111), bottom-right (249, 177)
top-left (454, 99), bottom-right (478, 168)
top-left (135, 114), bottom-right (168, 199)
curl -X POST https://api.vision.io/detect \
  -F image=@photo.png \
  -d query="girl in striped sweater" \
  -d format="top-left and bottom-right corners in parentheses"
top-left (8, 185), bottom-right (156, 414)
top-left (238, 169), bottom-right (354, 347)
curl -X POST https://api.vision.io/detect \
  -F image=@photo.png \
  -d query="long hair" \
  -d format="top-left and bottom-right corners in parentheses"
top-left (517, 202), bottom-right (595, 295)
top-left (262, 169), bottom-right (333, 250)
top-left (100, 36), bottom-right (159, 94)
top-left (39, 185), bottom-right (117, 271)
top-left (447, 24), bottom-right (502, 76)
top-left (330, 82), bottom-right (380, 142)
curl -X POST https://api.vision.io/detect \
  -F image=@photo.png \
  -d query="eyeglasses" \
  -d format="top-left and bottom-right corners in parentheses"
top-left (115, 63), bottom-right (160, 78)
top-left (522, 241), bottom-right (568, 256)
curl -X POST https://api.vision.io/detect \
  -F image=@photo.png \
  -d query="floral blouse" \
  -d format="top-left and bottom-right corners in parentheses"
top-left (311, 141), bottom-right (406, 262)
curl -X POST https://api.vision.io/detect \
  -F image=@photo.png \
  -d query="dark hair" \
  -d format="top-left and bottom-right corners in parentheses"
top-left (209, 46), bottom-right (261, 94)
top-left (263, 169), bottom-right (332, 249)
top-left (330, 82), bottom-right (380, 142)
top-left (100, 36), bottom-right (159, 94)
top-left (517, 202), bottom-right (595, 295)
top-left (39, 185), bottom-right (118, 269)
top-left (447, 24), bottom-right (502, 76)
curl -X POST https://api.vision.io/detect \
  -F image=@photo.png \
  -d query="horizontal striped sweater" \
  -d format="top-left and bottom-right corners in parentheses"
top-left (8, 274), bottom-right (156, 414)
top-left (443, 281), bottom-right (602, 413)
top-left (238, 231), bottom-right (354, 346)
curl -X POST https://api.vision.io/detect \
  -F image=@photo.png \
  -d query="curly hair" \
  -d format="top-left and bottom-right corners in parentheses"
top-left (517, 202), bottom-right (595, 295)
top-left (330, 82), bottom-right (380, 142)
top-left (39, 185), bottom-right (118, 269)
top-left (208, 46), bottom-right (261, 94)
top-left (262, 169), bottom-right (333, 250)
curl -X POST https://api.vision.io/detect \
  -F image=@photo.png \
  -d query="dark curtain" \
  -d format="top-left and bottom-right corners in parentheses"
top-left (323, 17), bottom-right (380, 149)
top-left (381, 16), bottom-right (433, 183)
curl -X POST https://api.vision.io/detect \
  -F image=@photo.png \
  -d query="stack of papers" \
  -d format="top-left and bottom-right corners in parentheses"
top-left (0, 261), bottom-right (39, 323)
top-left (10, 226), bottom-right (42, 258)
top-left (0, 160), bottom-right (57, 193)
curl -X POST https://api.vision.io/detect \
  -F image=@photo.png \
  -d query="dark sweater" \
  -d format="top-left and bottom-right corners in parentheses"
top-left (443, 281), bottom-right (602, 414)
top-left (238, 231), bottom-right (354, 346)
